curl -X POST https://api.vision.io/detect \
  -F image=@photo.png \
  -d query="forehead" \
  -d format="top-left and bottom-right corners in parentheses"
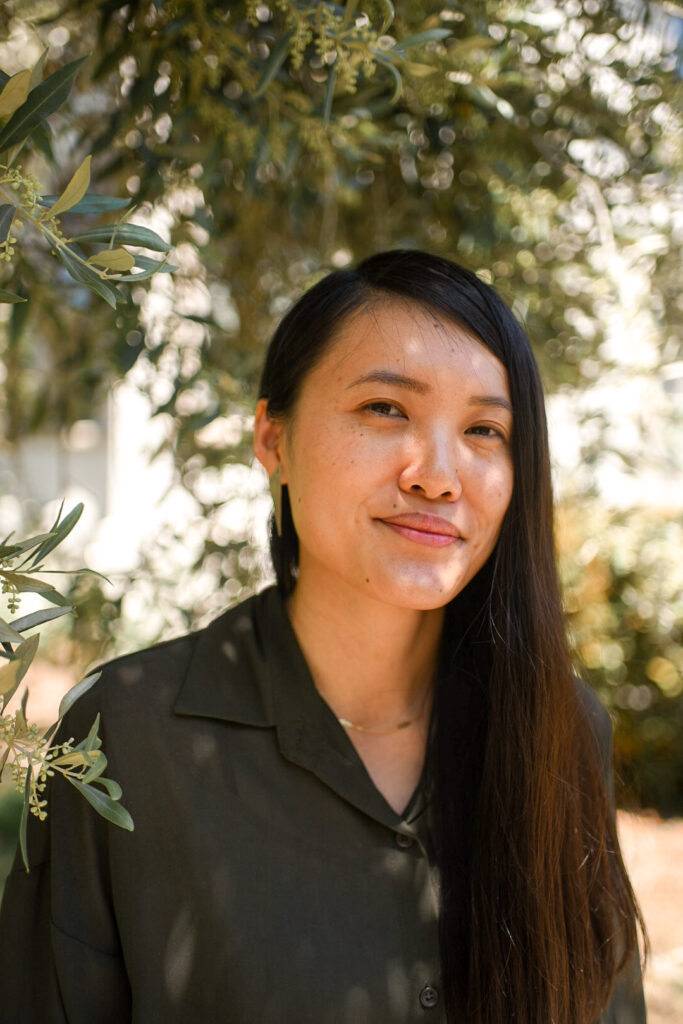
top-left (312, 299), bottom-right (509, 392)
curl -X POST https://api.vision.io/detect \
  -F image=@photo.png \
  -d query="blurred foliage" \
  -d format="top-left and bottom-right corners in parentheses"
top-left (559, 504), bottom-right (683, 813)
top-left (0, 0), bottom-right (681, 810)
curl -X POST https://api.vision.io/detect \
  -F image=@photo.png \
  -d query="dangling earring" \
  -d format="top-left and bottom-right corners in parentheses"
top-left (269, 465), bottom-right (282, 536)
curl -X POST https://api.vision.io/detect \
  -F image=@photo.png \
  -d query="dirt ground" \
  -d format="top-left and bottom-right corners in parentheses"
top-left (617, 812), bottom-right (683, 1022)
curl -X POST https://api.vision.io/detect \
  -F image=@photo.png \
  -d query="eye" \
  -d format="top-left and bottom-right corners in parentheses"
top-left (466, 424), bottom-right (506, 440)
top-left (363, 401), bottom-right (406, 419)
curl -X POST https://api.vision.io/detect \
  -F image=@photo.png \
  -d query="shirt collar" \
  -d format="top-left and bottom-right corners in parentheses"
top-left (173, 585), bottom-right (408, 830)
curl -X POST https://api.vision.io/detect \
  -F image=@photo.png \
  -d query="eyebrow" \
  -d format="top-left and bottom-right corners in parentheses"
top-left (347, 370), bottom-right (430, 394)
top-left (346, 370), bottom-right (513, 414)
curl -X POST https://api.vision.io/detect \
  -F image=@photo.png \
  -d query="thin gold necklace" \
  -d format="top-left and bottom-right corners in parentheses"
top-left (337, 689), bottom-right (432, 736)
top-left (337, 710), bottom-right (429, 736)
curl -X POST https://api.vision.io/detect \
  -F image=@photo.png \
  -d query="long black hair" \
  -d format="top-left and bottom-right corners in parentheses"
top-left (258, 250), bottom-right (644, 1023)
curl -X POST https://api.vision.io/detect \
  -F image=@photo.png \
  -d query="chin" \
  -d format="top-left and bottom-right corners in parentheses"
top-left (364, 570), bottom-right (468, 612)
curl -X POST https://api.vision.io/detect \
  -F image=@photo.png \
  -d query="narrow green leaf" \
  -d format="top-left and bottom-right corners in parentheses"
top-left (0, 745), bottom-right (9, 782)
top-left (0, 56), bottom-right (87, 153)
top-left (56, 246), bottom-right (118, 308)
top-left (447, 36), bottom-right (497, 59)
top-left (374, 56), bottom-right (403, 102)
top-left (31, 502), bottom-right (83, 565)
top-left (0, 69), bottom-right (32, 119)
top-left (114, 255), bottom-right (177, 282)
top-left (95, 776), bottom-right (122, 801)
top-left (0, 204), bottom-right (15, 244)
top-left (10, 606), bottom-right (72, 633)
top-left (0, 634), bottom-right (39, 706)
top-left (19, 768), bottom-right (31, 871)
top-left (322, 68), bottom-right (337, 127)
top-left (38, 194), bottom-right (131, 214)
top-left (14, 705), bottom-right (28, 737)
top-left (135, 255), bottom-right (176, 272)
top-left (69, 223), bottom-right (170, 252)
top-left (0, 659), bottom-right (21, 701)
top-left (84, 712), bottom-right (102, 753)
top-left (30, 120), bottom-right (55, 164)
top-left (45, 154), bottom-right (92, 219)
top-left (17, 633), bottom-right (40, 669)
top-left (0, 617), bottom-right (24, 643)
top-left (377, 0), bottom-right (395, 33)
top-left (58, 670), bottom-right (101, 720)
top-left (9, 531), bottom-right (54, 562)
top-left (403, 61), bottom-right (437, 77)
top-left (6, 572), bottom-right (67, 600)
top-left (254, 28), bottom-right (295, 98)
top-left (47, 499), bottom-right (65, 533)
top-left (29, 49), bottom-right (49, 92)
top-left (69, 778), bottom-right (134, 831)
top-left (392, 28), bottom-right (452, 51)
top-left (87, 247), bottom-right (136, 272)
top-left (0, 288), bottom-right (27, 304)
top-left (37, 567), bottom-right (110, 585)
top-left (82, 750), bottom-right (107, 785)
top-left (50, 750), bottom-right (96, 768)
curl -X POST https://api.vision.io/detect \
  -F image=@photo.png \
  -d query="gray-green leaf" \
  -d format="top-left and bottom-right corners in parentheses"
top-left (0, 616), bottom-right (24, 643)
top-left (0, 288), bottom-right (27, 304)
top-left (0, 204), bottom-right (15, 244)
top-left (0, 56), bottom-right (87, 153)
top-left (31, 503), bottom-right (83, 565)
top-left (69, 223), bottom-right (171, 252)
top-left (56, 246), bottom-right (118, 308)
top-left (38, 194), bottom-right (131, 214)
top-left (254, 28), bottom-right (295, 98)
top-left (9, 606), bottom-right (72, 633)
top-left (69, 778), bottom-right (134, 831)
top-left (19, 768), bottom-right (31, 871)
top-left (57, 670), bottom-right (101, 720)
top-left (392, 28), bottom-right (452, 52)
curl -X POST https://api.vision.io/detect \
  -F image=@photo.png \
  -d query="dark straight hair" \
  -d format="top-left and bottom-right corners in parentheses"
top-left (258, 250), bottom-right (644, 1023)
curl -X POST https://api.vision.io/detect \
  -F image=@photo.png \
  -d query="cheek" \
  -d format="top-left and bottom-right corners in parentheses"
top-left (474, 456), bottom-right (512, 495)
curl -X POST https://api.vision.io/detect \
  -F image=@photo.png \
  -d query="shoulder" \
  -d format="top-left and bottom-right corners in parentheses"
top-left (65, 630), bottom-right (200, 735)
top-left (64, 589), bottom-right (273, 735)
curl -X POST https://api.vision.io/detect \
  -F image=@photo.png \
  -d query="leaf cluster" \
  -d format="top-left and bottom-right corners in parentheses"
top-left (0, 50), bottom-right (174, 307)
top-left (0, 503), bottom-right (133, 871)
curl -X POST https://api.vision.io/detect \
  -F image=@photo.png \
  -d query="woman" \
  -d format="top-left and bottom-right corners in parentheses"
top-left (0, 250), bottom-right (645, 1023)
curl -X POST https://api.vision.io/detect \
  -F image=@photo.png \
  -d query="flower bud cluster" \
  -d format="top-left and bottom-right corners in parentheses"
top-left (2, 165), bottom-right (42, 211)
top-left (1, 557), bottom-right (20, 613)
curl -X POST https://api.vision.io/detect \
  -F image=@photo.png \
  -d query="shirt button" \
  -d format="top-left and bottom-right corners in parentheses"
top-left (419, 984), bottom-right (439, 1009)
top-left (394, 831), bottom-right (414, 849)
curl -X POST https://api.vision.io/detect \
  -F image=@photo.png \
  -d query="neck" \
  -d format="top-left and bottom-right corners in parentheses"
top-left (286, 572), bottom-right (444, 730)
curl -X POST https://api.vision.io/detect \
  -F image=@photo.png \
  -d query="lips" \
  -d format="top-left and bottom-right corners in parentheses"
top-left (381, 513), bottom-right (461, 537)
top-left (379, 513), bottom-right (463, 547)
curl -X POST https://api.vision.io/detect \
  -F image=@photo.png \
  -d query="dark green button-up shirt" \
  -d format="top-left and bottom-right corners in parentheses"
top-left (0, 586), bottom-right (645, 1023)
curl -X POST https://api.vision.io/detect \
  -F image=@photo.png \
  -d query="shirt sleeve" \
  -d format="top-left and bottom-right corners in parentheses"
top-left (0, 716), bottom-right (132, 1024)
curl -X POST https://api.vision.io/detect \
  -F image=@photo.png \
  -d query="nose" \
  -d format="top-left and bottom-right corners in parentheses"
top-left (398, 430), bottom-right (462, 501)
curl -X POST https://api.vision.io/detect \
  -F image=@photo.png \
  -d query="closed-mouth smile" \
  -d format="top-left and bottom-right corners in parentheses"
top-left (379, 513), bottom-right (463, 548)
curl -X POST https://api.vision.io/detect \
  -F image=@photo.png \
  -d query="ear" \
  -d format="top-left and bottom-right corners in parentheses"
top-left (253, 398), bottom-right (288, 481)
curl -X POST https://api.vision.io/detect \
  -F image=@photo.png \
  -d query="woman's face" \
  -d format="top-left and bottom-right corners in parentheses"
top-left (255, 300), bottom-right (514, 611)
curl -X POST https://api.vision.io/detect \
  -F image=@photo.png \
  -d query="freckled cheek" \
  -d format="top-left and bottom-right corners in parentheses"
top-left (467, 465), bottom-right (513, 526)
